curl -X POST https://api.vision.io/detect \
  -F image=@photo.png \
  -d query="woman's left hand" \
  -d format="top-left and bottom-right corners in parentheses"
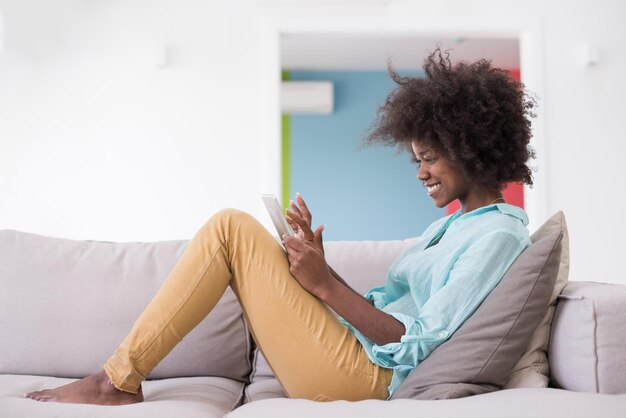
top-left (282, 234), bottom-right (334, 299)
top-left (285, 193), bottom-right (325, 256)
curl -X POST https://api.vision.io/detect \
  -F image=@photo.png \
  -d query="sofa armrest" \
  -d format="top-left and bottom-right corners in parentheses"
top-left (549, 281), bottom-right (626, 394)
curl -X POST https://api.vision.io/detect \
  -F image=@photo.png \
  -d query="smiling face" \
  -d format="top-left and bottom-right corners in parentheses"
top-left (411, 139), bottom-right (505, 213)
top-left (411, 139), bottom-right (471, 210)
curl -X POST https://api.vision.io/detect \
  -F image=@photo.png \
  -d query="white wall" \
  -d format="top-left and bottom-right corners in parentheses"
top-left (0, 0), bottom-right (625, 283)
top-left (0, 0), bottom-right (269, 241)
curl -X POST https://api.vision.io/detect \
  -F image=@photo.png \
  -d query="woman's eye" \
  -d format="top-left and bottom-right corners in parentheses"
top-left (411, 154), bottom-right (437, 167)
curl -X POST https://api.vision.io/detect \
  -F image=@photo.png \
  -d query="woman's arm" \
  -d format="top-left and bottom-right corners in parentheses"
top-left (327, 265), bottom-right (374, 305)
top-left (320, 277), bottom-right (403, 345)
top-left (283, 235), bottom-right (403, 346)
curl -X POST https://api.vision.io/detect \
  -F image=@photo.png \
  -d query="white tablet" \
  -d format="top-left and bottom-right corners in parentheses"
top-left (261, 194), bottom-right (295, 237)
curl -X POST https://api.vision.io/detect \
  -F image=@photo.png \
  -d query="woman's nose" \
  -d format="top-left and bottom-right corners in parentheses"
top-left (417, 165), bottom-right (428, 181)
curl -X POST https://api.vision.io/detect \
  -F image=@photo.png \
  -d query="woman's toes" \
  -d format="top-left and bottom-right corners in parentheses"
top-left (27, 390), bottom-right (50, 402)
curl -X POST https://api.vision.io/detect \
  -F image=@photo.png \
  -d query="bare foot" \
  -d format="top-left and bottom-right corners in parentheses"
top-left (23, 370), bottom-right (144, 405)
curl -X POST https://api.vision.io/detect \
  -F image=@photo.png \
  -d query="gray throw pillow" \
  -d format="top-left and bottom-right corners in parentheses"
top-left (391, 229), bottom-right (563, 400)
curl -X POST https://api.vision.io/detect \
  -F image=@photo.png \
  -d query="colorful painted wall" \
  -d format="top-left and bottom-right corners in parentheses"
top-left (283, 70), bottom-right (445, 241)
top-left (283, 69), bottom-right (523, 239)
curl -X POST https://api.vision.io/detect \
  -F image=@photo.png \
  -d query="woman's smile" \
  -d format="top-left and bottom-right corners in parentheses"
top-left (426, 182), bottom-right (442, 197)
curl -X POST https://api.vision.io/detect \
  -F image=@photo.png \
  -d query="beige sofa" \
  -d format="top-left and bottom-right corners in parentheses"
top-left (1, 228), bottom-right (625, 418)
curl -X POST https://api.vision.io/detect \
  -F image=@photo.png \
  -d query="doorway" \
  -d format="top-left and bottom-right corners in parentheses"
top-left (280, 36), bottom-right (522, 240)
top-left (259, 16), bottom-right (547, 233)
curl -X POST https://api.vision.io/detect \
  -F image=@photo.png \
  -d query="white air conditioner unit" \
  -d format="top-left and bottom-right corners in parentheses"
top-left (280, 81), bottom-right (334, 115)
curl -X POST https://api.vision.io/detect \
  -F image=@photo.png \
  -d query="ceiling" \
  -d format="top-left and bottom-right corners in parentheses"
top-left (281, 35), bottom-right (520, 71)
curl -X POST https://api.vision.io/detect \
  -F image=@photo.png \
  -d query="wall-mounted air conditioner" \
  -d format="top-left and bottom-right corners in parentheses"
top-left (280, 81), bottom-right (334, 115)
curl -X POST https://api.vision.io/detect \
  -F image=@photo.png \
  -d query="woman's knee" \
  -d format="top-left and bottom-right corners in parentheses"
top-left (213, 208), bottom-right (251, 222)
top-left (195, 208), bottom-right (275, 250)
top-left (202, 208), bottom-right (257, 235)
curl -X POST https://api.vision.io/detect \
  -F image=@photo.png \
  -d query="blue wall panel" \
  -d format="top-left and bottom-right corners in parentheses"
top-left (288, 70), bottom-right (444, 241)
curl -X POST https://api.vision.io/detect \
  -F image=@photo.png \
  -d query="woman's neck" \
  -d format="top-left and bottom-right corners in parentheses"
top-left (459, 189), bottom-right (504, 214)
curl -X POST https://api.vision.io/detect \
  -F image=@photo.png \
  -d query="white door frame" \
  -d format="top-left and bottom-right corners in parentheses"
top-left (258, 13), bottom-right (548, 232)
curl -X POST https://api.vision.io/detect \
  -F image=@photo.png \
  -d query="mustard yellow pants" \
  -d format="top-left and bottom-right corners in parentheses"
top-left (102, 209), bottom-right (392, 401)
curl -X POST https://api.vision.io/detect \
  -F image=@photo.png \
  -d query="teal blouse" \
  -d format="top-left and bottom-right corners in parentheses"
top-left (339, 203), bottom-right (531, 398)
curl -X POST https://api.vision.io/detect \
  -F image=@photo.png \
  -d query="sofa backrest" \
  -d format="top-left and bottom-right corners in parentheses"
top-left (324, 239), bottom-right (419, 293)
top-left (0, 230), bottom-right (251, 382)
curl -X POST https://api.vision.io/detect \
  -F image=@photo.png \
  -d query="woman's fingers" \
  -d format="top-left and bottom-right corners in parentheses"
top-left (314, 224), bottom-right (325, 240)
top-left (285, 216), bottom-right (300, 233)
top-left (285, 209), bottom-right (304, 227)
top-left (289, 199), bottom-right (304, 219)
top-left (286, 209), bottom-right (314, 239)
top-left (287, 193), bottom-right (313, 229)
top-left (312, 224), bottom-right (325, 255)
top-left (283, 235), bottom-right (308, 252)
top-left (295, 193), bottom-right (312, 224)
top-left (286, 194), bottom-right (322, 253)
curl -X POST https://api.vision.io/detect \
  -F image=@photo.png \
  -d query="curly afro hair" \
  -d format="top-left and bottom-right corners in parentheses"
top-left (366, 48), bottom-right (536, 190)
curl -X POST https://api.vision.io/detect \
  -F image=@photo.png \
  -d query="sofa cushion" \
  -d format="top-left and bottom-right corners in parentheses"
top-left (0, 230), bottom-right (251, 381)
top-left (228, 389), bottom-right (626, 418)
top-left (505, 211), bottom-right (570, 388)
top-left (0, 374), bottom-right (243, 418)
top-left (244, 379), bottom-right (287, 403)
top-left (391, 229), bottom-right (562, 400)
top-left (549, 281), bottom-right (626, 394)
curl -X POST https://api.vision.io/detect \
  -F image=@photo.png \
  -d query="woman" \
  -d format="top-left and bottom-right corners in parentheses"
top-left (25, 48), bottom-right (535, 405)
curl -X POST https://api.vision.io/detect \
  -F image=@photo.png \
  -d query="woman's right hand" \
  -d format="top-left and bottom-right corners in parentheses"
top-left (285, 193), bottom-right (325, 256)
